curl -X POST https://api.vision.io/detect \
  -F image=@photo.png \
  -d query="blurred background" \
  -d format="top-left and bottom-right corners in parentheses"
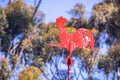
top-left (0, 0), bottom-right (120, 80)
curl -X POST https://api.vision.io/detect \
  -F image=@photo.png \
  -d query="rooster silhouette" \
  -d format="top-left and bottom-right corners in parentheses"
top-left (49, 16), bottom-right (94, 80)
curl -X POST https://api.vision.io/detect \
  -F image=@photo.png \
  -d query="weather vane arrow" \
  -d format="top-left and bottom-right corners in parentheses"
top-left (49, 16), bottom-right (94, 80)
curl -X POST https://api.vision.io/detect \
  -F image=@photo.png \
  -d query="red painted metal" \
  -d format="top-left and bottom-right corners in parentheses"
top-left (49, 16), bottom-right (94, 80)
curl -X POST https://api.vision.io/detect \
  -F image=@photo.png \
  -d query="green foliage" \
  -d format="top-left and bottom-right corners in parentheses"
top-left (0, 0), bottom-right (45, 80)
top-left (4, 0), bottom-right (32, 37)
top-left (90, 28), bottom-right (99, 37)
top-left (1, 0), bottom-right (44, 37)
top-left (0, 8), bottom-right (8, 37)
top-left (92, 2), bottom-right (118, 23)
top-left (98, 54), bottom-right (111, 74)
top-left (74, 48), bottom-right (98, 75)
top-left (69, 3), bottom-right (85, 17)
top-left (108, 43), bottom-right (120, 67)
top-left (97, 43), bottom-right (120, 78)
top-left (91, 1), bottom-right (120, 42)
top-left (0, 57), bottom-right (12, 80)
top-left (66, 17), bottom-right (88, 29)
top-left (19, 66), bottom-right (41, 80)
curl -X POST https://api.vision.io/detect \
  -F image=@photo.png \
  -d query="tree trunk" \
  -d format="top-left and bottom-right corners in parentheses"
top-left (106, 74), bottom-right (109, 80)
top-left (112, 72), bottom-right (115, 80)
top-left (88, 73), bottom-right (93, 80)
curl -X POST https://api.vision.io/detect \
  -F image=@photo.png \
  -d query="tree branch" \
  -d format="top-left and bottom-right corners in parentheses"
top-left (31, 0), bottom-right (42, 21)
top-left (8, 0), bottom-right (12, 5)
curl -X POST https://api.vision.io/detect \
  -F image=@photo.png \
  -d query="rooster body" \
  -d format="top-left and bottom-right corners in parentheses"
top-left (49, 16), bottom-right (94, 80)
top-left (50, 16), bottom-right (94, 55)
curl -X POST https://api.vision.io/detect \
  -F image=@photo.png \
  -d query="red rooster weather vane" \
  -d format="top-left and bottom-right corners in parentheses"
top-left (49, 16), bottom-right (94, 80)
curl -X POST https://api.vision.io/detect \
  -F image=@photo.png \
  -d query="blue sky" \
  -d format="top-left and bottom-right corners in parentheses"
top-left (0, 0), bottom-right (103, 23)
top-left (26, 0), bottom-right (103, 23)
